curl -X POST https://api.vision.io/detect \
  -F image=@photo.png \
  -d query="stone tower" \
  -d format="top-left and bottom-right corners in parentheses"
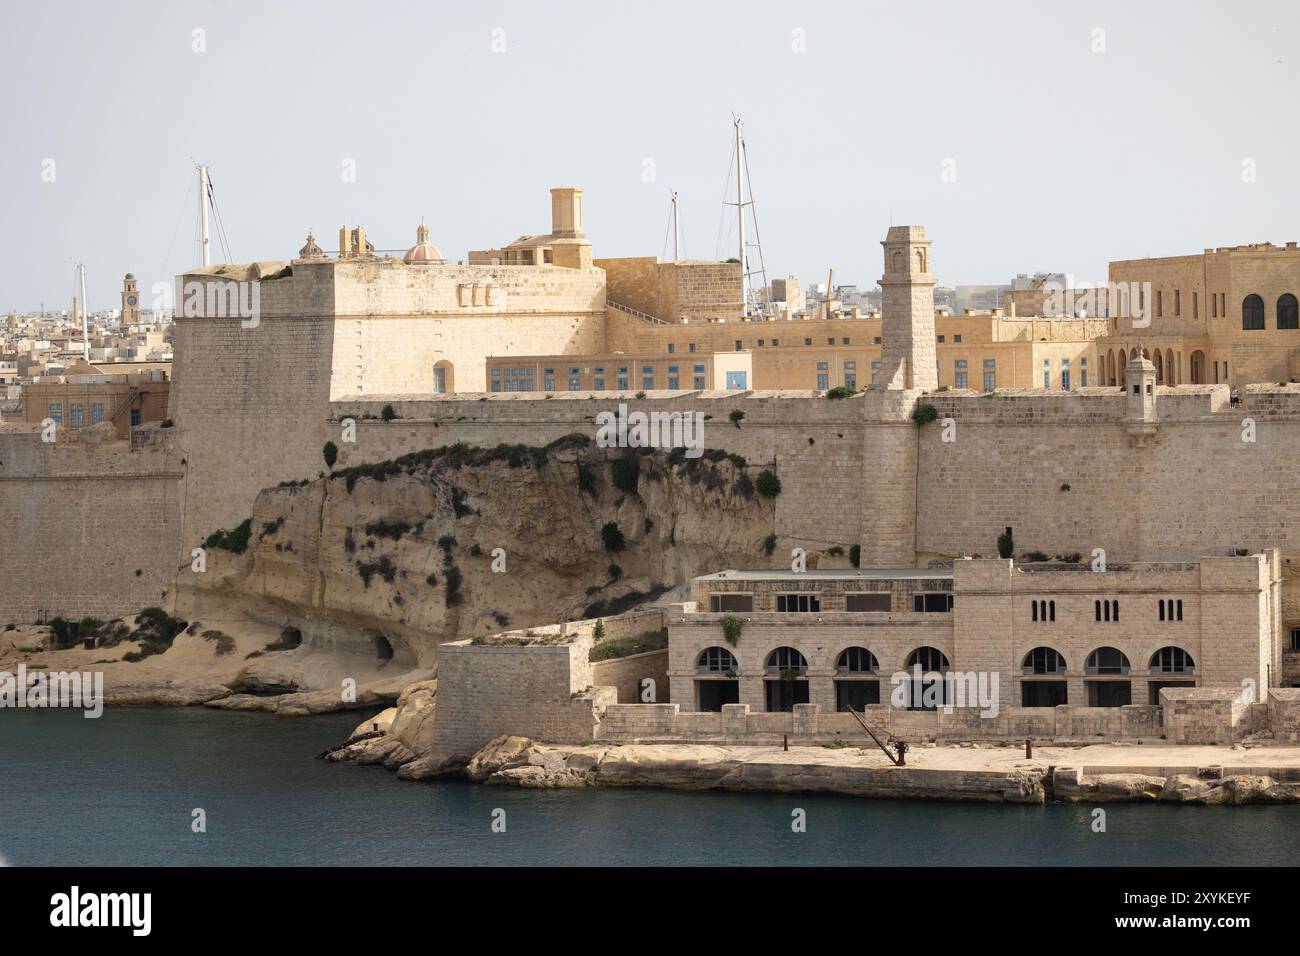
top-left (121, 273), bottom-right (140, 326)
top-left (875, 225), bottom-right (937, 391)
top-left (859, 225), bottom-right (939, 569)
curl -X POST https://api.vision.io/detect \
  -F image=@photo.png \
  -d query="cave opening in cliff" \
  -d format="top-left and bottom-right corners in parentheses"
top-left (373, 634), bottom-right (394, 660)
top-left (279, 627), bottom-right (302, 650)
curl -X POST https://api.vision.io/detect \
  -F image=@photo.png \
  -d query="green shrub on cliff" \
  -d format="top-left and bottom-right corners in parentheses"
top-left (755, 470), bottom-right (781, 499)
top-left (322, 441), bottom-right (338, 468)
top-left (600, 522), bottom-right (625, 552)
top-left (444, 566), bottom-right (464, 606)
top-left (205, 519), bottom-right (253, 554)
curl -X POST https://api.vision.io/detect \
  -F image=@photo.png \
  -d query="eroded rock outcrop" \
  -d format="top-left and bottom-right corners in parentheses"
top-left (178, 438), bottom-right (776, 668)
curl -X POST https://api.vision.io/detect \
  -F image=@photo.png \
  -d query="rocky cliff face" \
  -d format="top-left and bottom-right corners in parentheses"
top-left (178, 436), bottom-right (775, 666)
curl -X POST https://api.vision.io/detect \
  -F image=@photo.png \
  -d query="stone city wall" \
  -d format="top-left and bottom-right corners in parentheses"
top-left (0, 427), bottom-right (184, 621)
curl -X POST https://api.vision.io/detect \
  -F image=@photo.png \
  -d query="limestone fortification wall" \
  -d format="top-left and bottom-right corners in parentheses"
top-left (0, 428), bottom-right (183, 622)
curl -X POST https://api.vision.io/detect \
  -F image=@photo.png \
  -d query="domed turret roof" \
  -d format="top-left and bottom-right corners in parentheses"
top-left (404, 223), bottom-right (445, 264)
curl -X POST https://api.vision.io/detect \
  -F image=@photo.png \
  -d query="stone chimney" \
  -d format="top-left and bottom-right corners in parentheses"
top-left (550, 187), bottom-right (584, 239)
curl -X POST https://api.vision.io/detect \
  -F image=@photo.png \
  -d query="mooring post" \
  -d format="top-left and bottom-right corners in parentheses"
top-left (1026, 737), bottom-right (1033, 759)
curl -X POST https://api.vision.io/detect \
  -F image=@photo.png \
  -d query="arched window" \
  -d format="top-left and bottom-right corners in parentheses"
top-left (836, 647), bottom-right (878, 673)
top-left (1086, 647), bottom-right (1130, 675)
top-left (765, 646), bottom-right (808, 674)
top-left (906, 646), bottom-right (949, 673)
top-left (1023, 647), bottom-right (1067, 675)
top-left (698, 646), bottom-right (738, 673)
top-left (1150, 646), bottom-right (1195, 674)
top-left (1279, 294), bottom-right (1299, 330)
top-left (1242, 294), bottom-right (1265, 330)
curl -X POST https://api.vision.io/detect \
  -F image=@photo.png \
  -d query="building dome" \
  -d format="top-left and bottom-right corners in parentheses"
top-left (403, 223), bottom-right (445, 264)
top-left (124, 272), bottom-right (135, 280)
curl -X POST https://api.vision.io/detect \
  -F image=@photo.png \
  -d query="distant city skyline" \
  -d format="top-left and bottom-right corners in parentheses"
top-left (3, 0), bottom-right (1299, 312)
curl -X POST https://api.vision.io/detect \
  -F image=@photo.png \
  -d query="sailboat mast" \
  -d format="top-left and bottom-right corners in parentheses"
top-left (671, 191), bottom-right (681, 261)
top-left (734, 118), bottom-right (746, 313)
top-left (198, 164), bottom-right (211, 268)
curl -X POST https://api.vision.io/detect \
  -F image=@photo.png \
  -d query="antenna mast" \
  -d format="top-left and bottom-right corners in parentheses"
top-left (78, 263), bottom-right (89, 361)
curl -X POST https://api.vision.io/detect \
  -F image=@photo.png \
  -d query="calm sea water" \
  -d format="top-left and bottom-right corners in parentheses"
top-left (2, 707), bottom-right (1298, 866)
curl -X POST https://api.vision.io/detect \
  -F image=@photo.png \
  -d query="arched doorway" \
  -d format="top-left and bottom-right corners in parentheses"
top-left (1148, 646), bottom-right (1197, 704)
top-left (764, 646), bottom-right (809, 712)
top-left (1021, 646), bottom-right (1068, 707)
top-left (904, 646), bottom-right (950, 710)
top-left (1153, 350), bottom-right (1164, 384)
top-left (1189, 350), bottom-right (1206, 384)
top-left (1085, 646), bottom-right (1131, 706)
top-left (695, 646), bottom-right (739, 711)
top-left (834, 646), bottom-right (880, 711)
top-left (1166, 349), bottom-right (1176, 384)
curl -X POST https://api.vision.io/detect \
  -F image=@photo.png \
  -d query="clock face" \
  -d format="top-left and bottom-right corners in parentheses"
top-left (127, 296), bottom-right (138, 306)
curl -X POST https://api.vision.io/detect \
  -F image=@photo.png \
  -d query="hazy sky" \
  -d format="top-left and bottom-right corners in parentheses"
top-left (3, 0), bottom-right (1299, 311)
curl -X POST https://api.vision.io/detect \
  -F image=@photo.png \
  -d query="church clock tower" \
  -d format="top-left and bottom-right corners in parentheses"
top-left (121, 273), bottom-right (140, 326)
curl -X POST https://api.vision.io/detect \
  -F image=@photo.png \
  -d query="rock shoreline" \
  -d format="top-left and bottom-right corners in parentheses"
top-left (325, 729), bottom-right (1300, 806)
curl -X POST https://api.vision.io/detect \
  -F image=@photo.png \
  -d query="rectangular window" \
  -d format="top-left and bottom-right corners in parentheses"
top-left (804, 337), bottom-right (812, 346)
top-left (693, 363), bottom-right (706, 390)
top-left (433, 366), bottom-right (447, 393)
top-left (490, 368), bottom-right (501, 393)
top-left (617, 366), bottom-right (629, 390)
top-left (593, 366), bottom-right (605, 390)
top-left (846, 593), bottom-right (891, 612)
top-left (757, 340), bottom-right (764, 347)
top-left (709, 593), bottom-right (754, 612)
top-left (844, 360), bottom-right (856, 390)
top-left (667, 343), bottom-right (675, 354)
top-left (668, 365), bottom-right (680, 390)
top-left (1292, 627), bottom-right (1300, 651)
top-left (937, 335), bottom-right (945, 343)
top-left (776, 593), bottom-right (821, 613)
top-left (827, 338), bottom-right (835, 346)
top-left (874, 336), bottom-right (881, 345)
top-left (725, 370), bottom-right (748, 389)
top-left (543, 368), bottom-right (556, 391)
top-left (642, 365), bottom-right (654, 389)
top-left (1061, 357), bottom-right (1071, 391)
top-left (871, 360), bottom-right (881, 385)
top-left (912, 593), bottom-right (953, 613)
top-left (842, 337), bottom-right (849, 345)
top-left (568, 368), bottom-right (581, 391)
top-left (1211, 294), bottom-right (1218, 319)
top-left (48, 402), bottom-right (63, 423)
top-left (772, 339), bottom-right (779, 347)
top-left (70, 404), bottom-right (85, 427)
top-left (689, 343), bottom-right (696, 353)
top-left (1175, 290), bottom-right (1181, 316)
top-left (1080, 357), bottom-right (1088, 387)
top-left (735, 340), bottom-right (743, 351)
top-left (954, 334), bottom-right (962, 343)
top-left (1156, 290), bottom-right (1162, 317)
top-left (1193, 291), bottom-right (1199, 319)
top-left (1043, 358), bottom-right (1051, 389)
top-left (816, 361), bottom-right (829, 390)
top-left (983, 358), bottom-right (996, 392)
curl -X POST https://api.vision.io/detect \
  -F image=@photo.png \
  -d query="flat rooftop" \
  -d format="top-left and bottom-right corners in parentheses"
top-left (697, 568), bottom-right (953, 582)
